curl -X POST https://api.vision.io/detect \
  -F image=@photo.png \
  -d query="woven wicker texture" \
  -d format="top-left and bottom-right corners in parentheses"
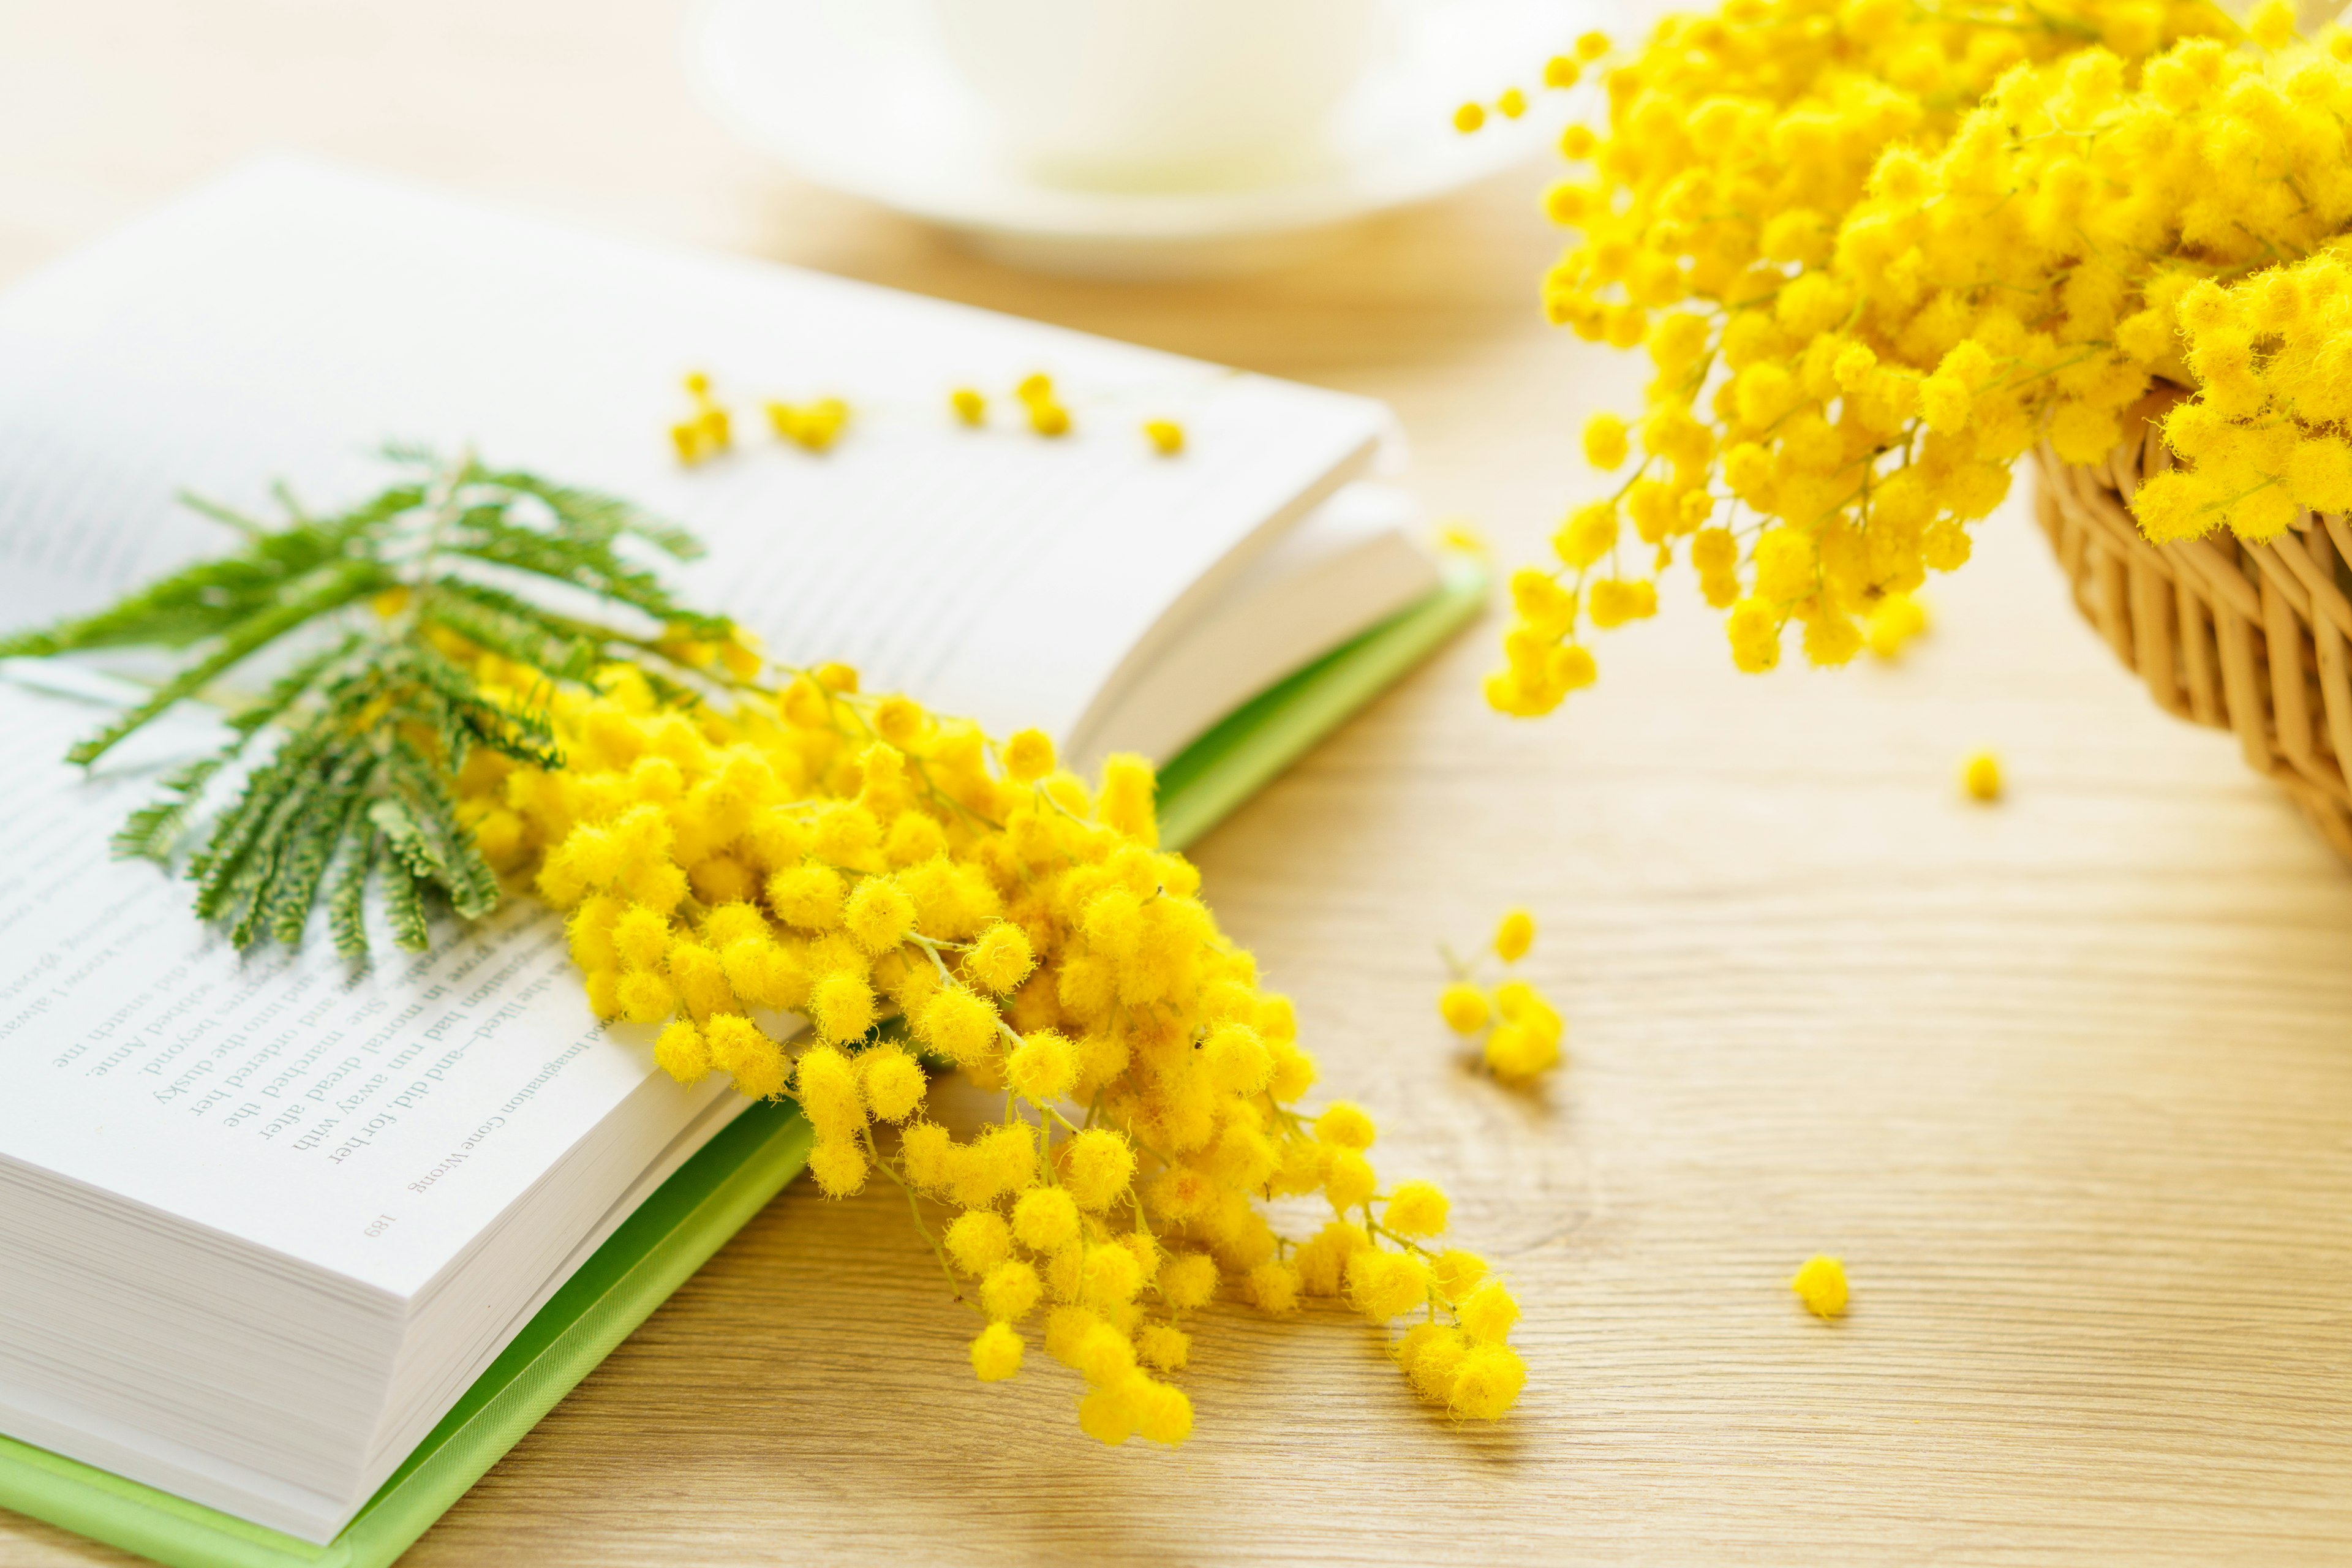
top-left (2033, 385), bottom-right (2352, 861)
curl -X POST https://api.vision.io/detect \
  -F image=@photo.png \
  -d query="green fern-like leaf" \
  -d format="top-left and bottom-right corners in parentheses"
top-left (11, 447), bottom-right (738, 959)
top-left (113, 756), bottom-right (228, 864)
top-left (382, 857), bottom-right (433, 953)
top-left (328, 827), bottom-right (380, 959)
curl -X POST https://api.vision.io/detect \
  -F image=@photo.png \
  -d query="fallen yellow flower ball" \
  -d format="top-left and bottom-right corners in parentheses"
top-left (1962, 750), bottom-right (2003, 802)
top-left (669, 371), bottom-right (733, 466)
top-left (1438, 981), bottom-right (1489, 1033)
top-left (1492, 907), bottom-right (1534, 962)
top-left (1864, 592), bottom-right (1929, 661)
top-left (766, 396), bottom-right (850, 453)
top-left (1790, 1254), bottom-right (1849, 1319)
top-left (1437, 908), bottom-right (1564, 1085)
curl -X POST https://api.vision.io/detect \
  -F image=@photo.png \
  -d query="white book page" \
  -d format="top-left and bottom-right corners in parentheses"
top-left (0, 685), bottom-right (728, 1298)
top-left (0, 156), bottom-right (1386, 737)
top-left (1072, 485), bottom-right (1439, 766)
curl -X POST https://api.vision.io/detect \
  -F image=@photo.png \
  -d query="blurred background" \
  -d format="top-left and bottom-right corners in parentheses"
top-left (0, 0), bottom-right (1653, 532)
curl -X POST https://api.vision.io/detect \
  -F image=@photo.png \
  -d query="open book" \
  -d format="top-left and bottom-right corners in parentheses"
top-left (0, 159), bottom-right (1480, 1562)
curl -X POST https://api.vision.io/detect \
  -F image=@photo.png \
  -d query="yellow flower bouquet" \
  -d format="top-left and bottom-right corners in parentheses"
top-left (1484, 0), bottom-right (2352, 851)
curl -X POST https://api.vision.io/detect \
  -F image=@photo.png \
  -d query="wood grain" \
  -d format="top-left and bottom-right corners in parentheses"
top-left (1, 3), bottom-right (2349, 1562)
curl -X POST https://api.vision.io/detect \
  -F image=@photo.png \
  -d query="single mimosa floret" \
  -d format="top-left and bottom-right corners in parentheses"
top-left (1962, 750), bottom-right (2003, 802)
top-left (1791, 1254), bottom-right (1849, 1319)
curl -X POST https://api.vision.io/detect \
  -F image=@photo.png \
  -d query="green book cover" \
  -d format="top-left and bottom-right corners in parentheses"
top-left (0, 559), bottom-right (1483, 1568)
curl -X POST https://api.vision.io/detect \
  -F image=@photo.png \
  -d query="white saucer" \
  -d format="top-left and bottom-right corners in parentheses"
top-left (684, 0), bottom-right (1600, 277)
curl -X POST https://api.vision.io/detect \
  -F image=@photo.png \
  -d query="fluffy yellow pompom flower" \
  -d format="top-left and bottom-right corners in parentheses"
top-left (1438, 981), bottom-right (1490, 1033)
top-left (1323, 1149), bottom-right (1376, 1213)
top-left (967, 921), bottom-right (1036, 993)
top-left (1396, 1324), bottom-right (1468, 1405)
top-left (946, 1209), bottom-right (1014, 1276)
top-left (793, 1045), bottom-right (865, 1139)
top-left (1345, 1248), bottom-right (1431, 1321)
top-left (617, 968), bottom-right (676, 1026)
top-left (1456, 1278), bottom-right (1520, 1343)
top-left (1081, 1243), bottom-right (1144, 1311)
top-left (859, 1044), bottom-right (926, 1123)
top-left (1485, 1023), bottom-right (1561, 1083)
top-left (1383, 1179), bottom-right (1451, 1238)
top-left (1962, 749), bottom-right (2003, 802)
top-left (1727, 601), bottom-right (1781, 675)
top-left (1001, 727), bottom-right (1055, 782)
top-left (1314, 1102), bottom-right (1376, 1151)
top-left (1586, 578), bottom-right (1656, 628)
top-left (981, 1259), bottom-right (1042, 1322)
top-left (809, 1137), bottom-right (868, 1197)
top-left (705, 1014), bottom-right (784, 1099)
top-left (808, 970), bottom-right (876, 1044)
top-left (970, 1321), bottom-right (1023, 1381)
top-left (1012, 1185), bottom-right (1082, 1253)
top-left (916, 986), bottom-right (997, 1064)
top-left (949, 387), bottom-right (987, 426)
top-left (1492, 908), bottom-right (1534, 962)
top-left (1142, 419), bottom-right (1185, 456)
top-left (1006, 1028), bottom-right (1078, 1105)
top-left (1865, 592), bottom-right (1929, 660)
top-left (766, 396), bottom-right (850, 453)
top-left (1448, 1344), bottom-right (1528, 1420)
top-left (843, 875), bottom-right (916, 953)
top-left (1234, 1260), bottom-right (1292, 1316)
top-left (1135, 1321), bottom-right (1190, 1372)
top-left (1158, 1251), bottom-right (1219, 1312)
top-left (2246, 0), bottom-right (2295, 50)
top-left (1552, 502), bottom-right (1618, 570)
top-left (1581, 412), bottom-right (1629, 469)
top-left (611, 903), bottom-right (670, 969)
top-left (1201, 1022), bottom-right (1272, 1095)
top-left (654, 1020), bottom-right (708, 1083)
top-left (766, 862), bottom-right (844, 930)
top-left (1431, 1249), bottom-right (1488, 1301)
top-left (1791, 1254), bottom-right (1849, 1318)
top-left (1061, 1128), bottom-right (1137, 1210)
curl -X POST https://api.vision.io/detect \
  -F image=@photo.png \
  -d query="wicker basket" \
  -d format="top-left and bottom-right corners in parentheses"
top-left (2031, 385), bottom-right (2352, 862)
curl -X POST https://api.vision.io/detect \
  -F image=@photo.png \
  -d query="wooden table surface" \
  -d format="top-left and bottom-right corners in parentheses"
top-left (4, 2), bottom-right (2351, 1562)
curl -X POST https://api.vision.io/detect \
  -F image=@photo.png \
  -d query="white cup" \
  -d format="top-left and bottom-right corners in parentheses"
top-left (929, 0), bottom-right (1382, 192)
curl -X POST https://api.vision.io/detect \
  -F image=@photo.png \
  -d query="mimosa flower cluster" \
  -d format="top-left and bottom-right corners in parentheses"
top-left (2139, 219), bottom-right (2352, 540)
top-left (10, 447), bottom-right (1518, 1442)
top-left (1482, 0), bottom-right (2281, 715)
top-left (1438, 909), bottom-right (1566, 1084)
top-left (450, 652), bottom-right (1525, 1441)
